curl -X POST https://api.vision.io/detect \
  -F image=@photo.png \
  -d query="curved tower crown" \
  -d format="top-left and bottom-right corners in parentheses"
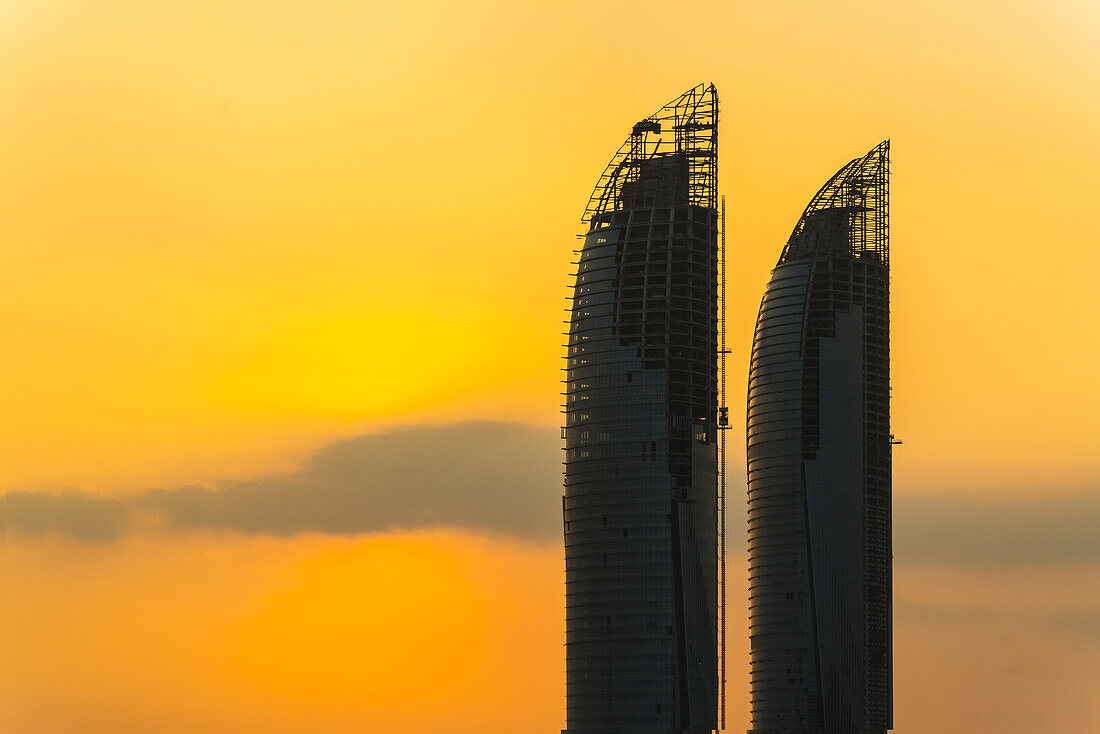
top-left (583, 83), bottom-right (718, 228)
top-left (747, 141), bottom-right (892, 734)
top-left (781, 140), bottom-right (889, 266)
top-left (564, 83), bottom-right (720, 734)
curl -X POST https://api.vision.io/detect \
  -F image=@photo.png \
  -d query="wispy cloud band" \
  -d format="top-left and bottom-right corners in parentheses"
top-left (7, 421), bottom-right (1099, 566)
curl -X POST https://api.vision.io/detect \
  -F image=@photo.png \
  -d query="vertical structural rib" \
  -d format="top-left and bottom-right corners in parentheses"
top-left (746, 141), bottom-right (891, 734)
top-left (563, 83), bottom-right (720, 734)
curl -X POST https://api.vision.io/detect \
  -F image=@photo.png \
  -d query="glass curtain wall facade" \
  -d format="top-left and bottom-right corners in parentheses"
top-left (746, 142), bottom-right (892, 734)
top-left (563, 84), bottom-right (720, 734)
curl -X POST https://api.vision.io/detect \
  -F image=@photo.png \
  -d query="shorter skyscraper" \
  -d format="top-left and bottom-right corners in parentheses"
top-left (746, 142), bottom-right (892, 734)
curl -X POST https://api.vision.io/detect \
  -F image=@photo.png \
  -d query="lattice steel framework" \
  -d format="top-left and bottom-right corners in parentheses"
top-left (583, 84), bottom-right (718, 228)
top-left (780, 140), bottom-right (890, 266)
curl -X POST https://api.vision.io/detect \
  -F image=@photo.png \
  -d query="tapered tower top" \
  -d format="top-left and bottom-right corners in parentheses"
top-left (583, 83), bottom-right (718, 229)
top-left (780, 139), bottom-right (890, 265)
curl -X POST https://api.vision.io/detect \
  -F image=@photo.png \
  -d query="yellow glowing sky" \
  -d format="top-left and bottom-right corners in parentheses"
top-left (4, 1), bottom-right (1100, 732)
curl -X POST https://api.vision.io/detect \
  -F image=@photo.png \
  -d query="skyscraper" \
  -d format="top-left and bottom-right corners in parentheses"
top-left (563, 84), bottom-right (721, 734)
top-left (746, 141), bottom-right (892, 734)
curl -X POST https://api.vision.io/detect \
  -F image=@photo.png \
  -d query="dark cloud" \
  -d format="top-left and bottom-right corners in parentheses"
top-left (136, 422), bottom-right (562, 538)
top-left (8, 422), bottom-right (1100, 566)
top-left (6, 489), bottom-right (132, 543)
top-left (8, 422), bottom-right (562, 543)
top-left (894, 491), bottom-right (1100, 564)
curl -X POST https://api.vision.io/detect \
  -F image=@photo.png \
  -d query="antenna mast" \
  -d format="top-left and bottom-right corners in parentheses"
top-left (718, 194), bottom-right (729, 732)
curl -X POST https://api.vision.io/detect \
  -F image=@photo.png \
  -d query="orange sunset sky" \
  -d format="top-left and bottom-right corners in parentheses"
top-left (4, 1), bottom-right (1100, 732)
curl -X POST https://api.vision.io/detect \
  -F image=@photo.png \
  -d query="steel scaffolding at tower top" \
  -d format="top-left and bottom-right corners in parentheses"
top-left (582, 83), bottom-right (718, 229)
top-left (781, 139), bottom-right (890, 266)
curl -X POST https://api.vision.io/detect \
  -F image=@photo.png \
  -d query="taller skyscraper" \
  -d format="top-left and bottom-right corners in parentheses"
top-left (563, 84), bottom-right (721, 734)
top-left (746, 141), bottom-right (892, 734)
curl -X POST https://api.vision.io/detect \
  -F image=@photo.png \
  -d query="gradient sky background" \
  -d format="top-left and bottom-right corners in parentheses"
top-left (4, 1), bottom-right (1100, 732)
